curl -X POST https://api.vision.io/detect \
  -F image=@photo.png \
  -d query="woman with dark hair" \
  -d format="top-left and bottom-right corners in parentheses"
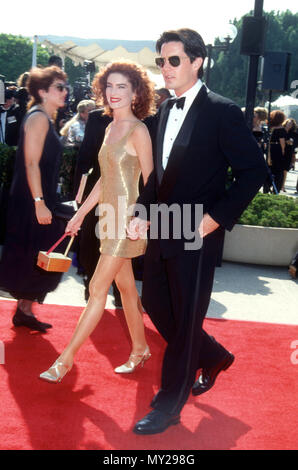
top-left (40, 60), bottom-right (156, 383)
top-left (281, 118), bottom-right (298, 192)
top-left (0, 66), bottom-right (68, 332)
top-left (269, 110), bottom-right (287, 193)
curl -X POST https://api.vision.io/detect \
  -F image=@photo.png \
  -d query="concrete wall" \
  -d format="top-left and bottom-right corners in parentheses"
top-left (223, 224), bottom-right (298, 266)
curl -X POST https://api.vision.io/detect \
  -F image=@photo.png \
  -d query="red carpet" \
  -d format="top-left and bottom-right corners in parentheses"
top-left (0, 298), bottom-right (297, 450)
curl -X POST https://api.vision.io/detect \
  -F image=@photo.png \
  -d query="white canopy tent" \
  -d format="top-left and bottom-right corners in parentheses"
top-left (42, 39), bottom-right (164, 88)
top-left (42, 39), bottom-right (160, 72)
top-left (270, 95), bottom-right (298, 106)
top-left (42, 39), bottom-right (105, 66)
top-left (267, 94), bottom-right (298, 121)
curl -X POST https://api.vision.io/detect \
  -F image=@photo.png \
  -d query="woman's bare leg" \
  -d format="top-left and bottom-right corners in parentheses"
top-left (281, 170), bottom-right (287, 191)
top-left (115, 260), bottom-right (148, 355)
top-left (57, 254), bottom-right (125, 367)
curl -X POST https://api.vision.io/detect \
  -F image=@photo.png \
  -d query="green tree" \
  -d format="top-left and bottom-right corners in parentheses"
top-left (0, 33), bottom-right (92, 87)
top-left (64, 57), bottom-right (87, 86)
top-left (208, 10), bottom-right (298, 107)
top-left (0, 34), bottom-right (50, 82)
top-left (0, 33), bottom-right (91, 89)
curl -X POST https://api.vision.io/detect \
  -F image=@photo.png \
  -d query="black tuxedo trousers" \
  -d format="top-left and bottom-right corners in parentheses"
top-left (142, 229), bottom-right (228, 415)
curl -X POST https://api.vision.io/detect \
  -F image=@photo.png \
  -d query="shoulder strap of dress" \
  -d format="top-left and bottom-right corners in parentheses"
top-left (104, 121), bottom-right (143, 145)
top-left (26, 108), bottom-right (51, 123)
top-left (125, 121), bottom-right (143, 139)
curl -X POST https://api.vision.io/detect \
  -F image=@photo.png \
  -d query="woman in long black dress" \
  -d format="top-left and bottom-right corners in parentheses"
top-left (0, 66), bottom-right (68, 332)
top-left (269, 110), bottom-right (287, 194)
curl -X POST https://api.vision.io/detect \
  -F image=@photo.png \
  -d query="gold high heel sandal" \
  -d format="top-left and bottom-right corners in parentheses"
top-left (39, 359), bottom-right (72, 383)
top-left (114, 346), bottom-right (151, 374)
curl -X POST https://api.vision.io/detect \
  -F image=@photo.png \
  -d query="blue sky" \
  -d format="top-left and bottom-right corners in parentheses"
top-left (1, 0), bottom-right (298, 43)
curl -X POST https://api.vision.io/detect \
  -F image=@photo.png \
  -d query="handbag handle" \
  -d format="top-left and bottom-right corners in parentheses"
top-left (46, 233), bottom-right (75, 256)
top-left (75, 169), bottom-right (93, 204)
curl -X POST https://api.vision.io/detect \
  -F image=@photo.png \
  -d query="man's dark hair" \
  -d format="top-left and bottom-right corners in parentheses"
top-left (156, 88), bottom-right (172, 98)
top-left (48, 55), bottom-right (63, 68)
top-left (156, 28), bottom-right (207, 79)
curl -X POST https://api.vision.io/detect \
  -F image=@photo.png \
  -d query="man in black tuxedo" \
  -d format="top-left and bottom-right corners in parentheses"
top-left (0, 89), bottom-right (21, 146)
top-left (129, 29), bottom-right (267, 434)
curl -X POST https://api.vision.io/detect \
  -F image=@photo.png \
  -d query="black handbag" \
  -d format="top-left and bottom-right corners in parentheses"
top-left (53, 173), bottom-right (89, 220)
top-left (54, 200), bottom-right (77, 220)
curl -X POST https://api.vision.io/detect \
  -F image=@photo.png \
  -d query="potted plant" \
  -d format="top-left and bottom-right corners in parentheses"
top-left (223, 193), bottom-right (298, 266)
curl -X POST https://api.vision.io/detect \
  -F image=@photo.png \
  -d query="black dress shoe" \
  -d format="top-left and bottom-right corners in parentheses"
top-left (12, 308), bottom-right (52, 332)
top-left (112, 282), bottom-right (122, 308)
top-left (192, 352), bottom-right (234, 396)
top-left (133, 409), bottom-right (180, 435)
top-left (113, 295), bottom-right (123, 308)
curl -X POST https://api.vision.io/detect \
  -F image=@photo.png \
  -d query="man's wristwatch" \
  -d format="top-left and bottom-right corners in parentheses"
top-left (34, 197), bottom-right (44, 202)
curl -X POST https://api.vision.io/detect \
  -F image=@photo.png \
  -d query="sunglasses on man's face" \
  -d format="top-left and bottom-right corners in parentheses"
top-left (155, 55), bottom-right (190, 68)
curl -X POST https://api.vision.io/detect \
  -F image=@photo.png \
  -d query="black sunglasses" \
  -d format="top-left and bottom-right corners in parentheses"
top-left (52, 83), bottom-right (68, 92)
top-left (155, 55), bottom-right (190, 68)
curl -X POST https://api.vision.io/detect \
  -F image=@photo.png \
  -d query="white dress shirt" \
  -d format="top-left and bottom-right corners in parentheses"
top-left (0, 109), bottom-right (7, 144)
top-left (162, 79), bottom-right (203, 169)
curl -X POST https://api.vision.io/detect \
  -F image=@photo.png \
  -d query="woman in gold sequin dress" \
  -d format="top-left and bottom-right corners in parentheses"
top-left (40, 61), bottom-right (156, 383)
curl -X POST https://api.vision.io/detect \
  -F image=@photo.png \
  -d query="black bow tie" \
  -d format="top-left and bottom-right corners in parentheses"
top-left (167, 97), bottom-right (186, 110)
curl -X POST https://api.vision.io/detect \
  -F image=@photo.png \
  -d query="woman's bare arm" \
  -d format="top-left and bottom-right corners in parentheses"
top-left (131, 124), bottom-right (153, 185)
top-left (65, 178), bottom-right (101, 236)
top-left (24, 112), bottom-right (52, 225)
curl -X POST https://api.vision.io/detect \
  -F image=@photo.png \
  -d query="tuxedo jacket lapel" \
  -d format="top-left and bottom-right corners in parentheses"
top-left (156, 103), bottom-right (170, 185)
top-left (157, 84), bottom-right (209, 203)
top-left (157, 85), bottom-right (208, 202)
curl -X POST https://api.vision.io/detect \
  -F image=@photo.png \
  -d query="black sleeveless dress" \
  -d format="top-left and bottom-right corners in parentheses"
top-left (270, 127), bottom-right (287, 171)
top-left (0, 109), bottom-right (66, 303)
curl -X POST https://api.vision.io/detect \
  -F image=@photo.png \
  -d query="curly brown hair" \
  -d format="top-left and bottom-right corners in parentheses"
top-left (27, 66), bottom-right (67, 109)
top-left (270, 110), bottom-right (286, 127)
top-left (92, 60), bottom-right (156, 120)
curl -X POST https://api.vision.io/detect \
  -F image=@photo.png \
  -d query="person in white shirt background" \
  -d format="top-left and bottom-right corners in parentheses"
top-left (60, 99), bottom-right (96, 146)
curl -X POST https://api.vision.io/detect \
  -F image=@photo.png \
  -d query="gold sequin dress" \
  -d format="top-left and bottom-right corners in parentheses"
top-left (98, 122), bottom-right (147, 258)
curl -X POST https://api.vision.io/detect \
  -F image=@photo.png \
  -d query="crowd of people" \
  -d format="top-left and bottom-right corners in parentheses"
top-left (0, 58), bottom-right (94, 149)
top-left (0, 27), bottom-right (294, 436)
top-left (2, 66), bottom-right (297, 198)
top-left (251, 106), bottom-right (298, 194)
